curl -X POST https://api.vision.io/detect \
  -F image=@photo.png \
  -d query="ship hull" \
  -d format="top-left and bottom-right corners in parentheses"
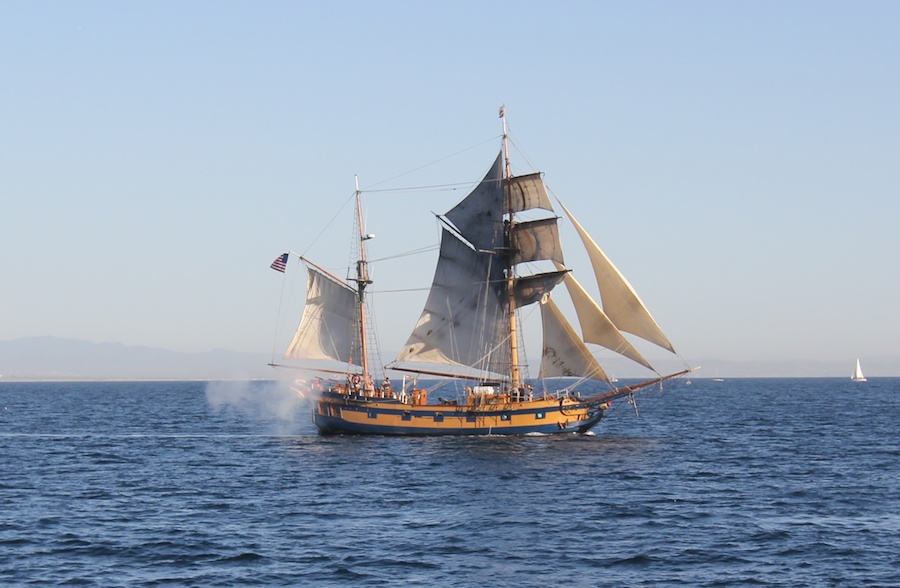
top-left (310, 391), bottom-right (605, 436)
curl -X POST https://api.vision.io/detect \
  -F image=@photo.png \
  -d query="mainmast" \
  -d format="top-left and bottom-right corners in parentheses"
top-left (354, 175), bottom-right (372, 381)
top-left (500, 105), bottom-right (522, 388)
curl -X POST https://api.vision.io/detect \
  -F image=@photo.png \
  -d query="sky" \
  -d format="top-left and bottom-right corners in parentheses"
top-left (2, 1), bottom-right (899, 375)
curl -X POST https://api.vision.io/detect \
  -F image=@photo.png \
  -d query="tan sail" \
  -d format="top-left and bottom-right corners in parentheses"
top-left (539, 297), bottom-right (609, 382)
top-left (284, 266), bottom-right (362, 365)
top-left (558, 201), bottom-right (675, 353)
top-left (554, 262), bottom-right (654, 371)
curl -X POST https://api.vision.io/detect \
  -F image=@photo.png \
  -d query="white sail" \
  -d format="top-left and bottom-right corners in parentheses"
top-left (558, 200), bottom-right (675, 353)
top-left (851, 358), bottom-right (867, 382)
top-left (395, 228), bottom-right (508, 373)
top-left (555, 263), bottom-right (654, 371)
top-left (539, 297), bottom-right (609, 382)
top-left (284, 266), bottom-right (362, 365)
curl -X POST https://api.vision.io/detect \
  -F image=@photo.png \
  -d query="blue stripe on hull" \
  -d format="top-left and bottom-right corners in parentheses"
top-left (312, 412), bottom-right (599, 436)
top-left (316, 393), bottom-right (590, 418)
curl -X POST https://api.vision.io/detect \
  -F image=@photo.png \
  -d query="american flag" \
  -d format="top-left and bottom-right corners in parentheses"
top-left (270, 253), bottom-right (288, 273)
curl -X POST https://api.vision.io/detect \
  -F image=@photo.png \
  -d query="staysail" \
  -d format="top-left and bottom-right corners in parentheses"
top-left (554, 262), bottom-right (654, 371)
top-left (539, 297), bottom-right (609, 382)
top-left (557, 200), bottom-right (676, 354)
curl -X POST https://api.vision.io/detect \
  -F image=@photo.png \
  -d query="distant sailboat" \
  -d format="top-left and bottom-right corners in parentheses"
top-left (851, 358), bottom-right (867, 382)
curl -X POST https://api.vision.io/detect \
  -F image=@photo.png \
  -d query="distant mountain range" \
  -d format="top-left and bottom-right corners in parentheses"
top-left (1, 337), bottom-right (897, 381)
top-left (0, 337), bottom-right (273, 381)
top-left (585, 356), bottom-right (900, 379)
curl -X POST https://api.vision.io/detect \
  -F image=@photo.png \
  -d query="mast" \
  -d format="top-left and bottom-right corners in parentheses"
top-left (354, 175), bottom-right (372, 381)
top-left (500, 105), bottom-right (522, 388)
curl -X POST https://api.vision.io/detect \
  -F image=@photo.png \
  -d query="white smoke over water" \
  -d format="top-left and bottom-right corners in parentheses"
top-left (205, 377), bottom-right (310, 435)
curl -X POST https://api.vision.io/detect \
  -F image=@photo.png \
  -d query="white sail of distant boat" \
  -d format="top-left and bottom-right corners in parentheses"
top-left (851, 358), bottom-right (867, 382)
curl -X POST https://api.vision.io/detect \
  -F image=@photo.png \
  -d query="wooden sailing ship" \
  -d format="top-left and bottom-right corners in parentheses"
top-left (272, 110), bottom-right (691, 435)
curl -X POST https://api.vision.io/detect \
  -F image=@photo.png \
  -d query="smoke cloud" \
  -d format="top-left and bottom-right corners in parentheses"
top-left (205, 378), bottom-right (310, 435)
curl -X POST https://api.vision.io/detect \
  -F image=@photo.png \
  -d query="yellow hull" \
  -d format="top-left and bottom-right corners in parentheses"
top-left (311, 389), bottom-right (606, 436)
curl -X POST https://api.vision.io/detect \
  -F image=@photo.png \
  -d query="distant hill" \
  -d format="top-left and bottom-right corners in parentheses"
top-left (0, 337), bottom-right (274, 381)
top-left (539, 355), bottom-right (900, 379)
top-left (598, 355), bottom-right (900, 379)
top-left (1, 337), bottom-right (898, 381)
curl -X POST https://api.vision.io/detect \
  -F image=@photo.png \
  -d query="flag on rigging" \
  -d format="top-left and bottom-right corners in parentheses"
top-left (270, 253), bottom-right (288, 273)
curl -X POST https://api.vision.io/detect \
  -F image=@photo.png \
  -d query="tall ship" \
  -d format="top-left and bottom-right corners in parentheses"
top-left (271, 110), bottom-right (692, 435)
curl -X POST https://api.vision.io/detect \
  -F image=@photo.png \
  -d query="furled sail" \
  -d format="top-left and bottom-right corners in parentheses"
top-left (395, 228), bottom-right (508, 373)
top-left (539, 297), bottom-right (609, 382)
top-left (513, 270), bottom-right (568, 308)
top-left (558, 201), bottom-right (675, 353)
top-left (554, 262), bottom-right (654, 370)
top-left (284, 266), bottom-right (362, 365)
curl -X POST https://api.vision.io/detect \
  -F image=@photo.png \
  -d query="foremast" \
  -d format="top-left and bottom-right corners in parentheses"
top-left (352, 176), bottom-right (373, 383)
top-left (501, 107), bottom-right (524, 390)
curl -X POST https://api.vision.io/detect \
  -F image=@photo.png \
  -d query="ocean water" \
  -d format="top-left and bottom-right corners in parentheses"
top-left (1, 378), bottom-right (898, 587)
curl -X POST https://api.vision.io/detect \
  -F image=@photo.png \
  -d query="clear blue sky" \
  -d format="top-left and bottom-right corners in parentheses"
top-left (2, 2), bottom-right (898, 373)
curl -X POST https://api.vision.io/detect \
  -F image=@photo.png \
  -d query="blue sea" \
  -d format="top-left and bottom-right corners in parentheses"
top-left (1, 378), bottom-right (898, 587)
